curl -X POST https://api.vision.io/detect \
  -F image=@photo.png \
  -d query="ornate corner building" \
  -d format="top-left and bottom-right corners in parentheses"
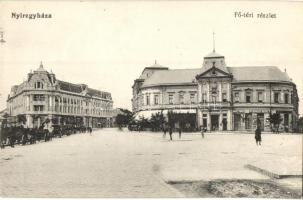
top-left (132, 51), bottom-right (299, 132)
top-left (7, 62), bottom-right (115, 128)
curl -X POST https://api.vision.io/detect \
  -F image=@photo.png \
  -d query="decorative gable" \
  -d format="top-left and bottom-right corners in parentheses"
top-left (196, 66), bottom-right (232, 80)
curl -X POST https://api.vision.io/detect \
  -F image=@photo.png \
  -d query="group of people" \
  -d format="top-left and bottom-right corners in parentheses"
top-left (0, 125), bottom-right (94, 149)
top-left (161, 124), bottom-right (262, 145)
top-left (162, 126), bottom-right (207, 140)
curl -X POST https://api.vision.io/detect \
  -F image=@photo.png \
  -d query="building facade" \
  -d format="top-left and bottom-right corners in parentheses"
top-left (132, 51), bottom-right (299, 132)
top-left (7, 62), bottom-right (115, 129)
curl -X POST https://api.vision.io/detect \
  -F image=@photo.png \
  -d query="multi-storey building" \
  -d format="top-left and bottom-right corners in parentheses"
top-left (7, 62), bottom-right (115, 128)
top-left (132, 50), bottom-right (299, 132)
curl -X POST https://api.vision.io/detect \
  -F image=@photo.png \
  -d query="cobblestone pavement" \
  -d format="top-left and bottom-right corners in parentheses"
top-left (0, 129), bottom-right (302, 197)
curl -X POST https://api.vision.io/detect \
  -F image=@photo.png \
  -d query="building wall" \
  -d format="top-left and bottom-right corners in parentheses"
top-left (7, 65), bottom-right (115, 128)
top-left (133, 77), bottom-right (298, 132)
top-left (139, 85), bottom-right (198, 111)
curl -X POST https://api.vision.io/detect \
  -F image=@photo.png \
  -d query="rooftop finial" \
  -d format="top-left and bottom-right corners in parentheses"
top-left (213, 31), bottom-right (216, 52)
top-left (155, 59), bottom-right (157, 64)
top-left (39, 61), bottom-right (43, 68)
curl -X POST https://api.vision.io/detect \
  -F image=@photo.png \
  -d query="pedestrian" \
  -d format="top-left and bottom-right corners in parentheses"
top-left (255, 127), bottom-right (262, 146)
top-left (201, 126), bottom-right (205, 139)
top-left (178, 127), bottom-right (182, 139)
top-left (169, 127), bottom-right (173, 141)
top-left (163, 124), bottom-right (167, 138)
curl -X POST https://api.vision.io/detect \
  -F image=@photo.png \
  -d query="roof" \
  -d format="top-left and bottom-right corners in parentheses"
top-left (141, 66), bottom-right (293, 88)
top-left (87, 88), bottom-right (111, 99)
top-left (145, 60), bottom-right (169, 69)
top-left (57, 80), bottom-right (111, 99)
top-left (227, 66), bottom-right (292, 82)
top-left (142, 68), bottom-right (202, 87)
top-left (204, 51), bottom-right (224, 58)
top-left (57, 80), bottom-right (83, 93)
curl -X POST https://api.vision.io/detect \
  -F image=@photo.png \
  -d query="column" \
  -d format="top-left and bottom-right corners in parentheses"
top-left (219, 113), bottom-right (222, 131)
top-left (198, 83), bottom-right (202, 103)
top-left (49, 95), bottom-right (52, 112)
top-left (280, 113), bottom-right (284, 132)
top-left (227, 110), bottom-right (232, 130)
top-left (83, 117), bottom-right (87, 127)
top-left (197, 109), bottom-right (202, 128)
top-left (281, 91), bottom-right (284, 103)
top-left (264, 113), bottom-right (270, 132)
top-left (207, 82), bottom-right (210, 102)
top-left (26, 95), bottom-right (30, 111)
top-left (289, 113), bottom-right (292, 132)
top-left (26, 114), bottom-right (33, 128)
top-left (37, 117), bottom-right (41, 128)
top-left (89, 117), bottom-right (92, 128)
top-left (218, 82), bottom-right (222, 102)
top-left (252, 113), bottom-right (258, 130)
top-left (207, 112), bottom-right (211, 131)
top-left (48, 114), bottom-right (53, 129)
top-left (58, 116), bottom-right (61, 126)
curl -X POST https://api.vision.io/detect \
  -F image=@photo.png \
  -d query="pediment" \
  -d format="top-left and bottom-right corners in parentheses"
top-left (196, 67), bottom-right (232, 79)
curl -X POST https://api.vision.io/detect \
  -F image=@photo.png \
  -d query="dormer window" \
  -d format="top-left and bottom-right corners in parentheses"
top-left (34, 81), bottom-right (43, 89)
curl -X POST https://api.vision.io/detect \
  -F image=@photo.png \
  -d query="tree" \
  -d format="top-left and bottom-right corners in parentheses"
top-left (137, 116), bottom-right (150, 131)
top-left (269, 113), bottom-right (283, 133)
top-left (150, 112), bottom-right (165, 131)
top-left (167, 111), bottom-right (177, 129)
top-left (17, 115), bottom-right (27, 125)
top-left (115, 109), bottom-right (134, 129)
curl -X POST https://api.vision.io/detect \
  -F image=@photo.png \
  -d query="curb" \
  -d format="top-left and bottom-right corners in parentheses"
top-left (245, 164), bottom-right (302, 179)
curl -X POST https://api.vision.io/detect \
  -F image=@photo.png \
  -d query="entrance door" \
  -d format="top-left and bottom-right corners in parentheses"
top-left (211, 115), bottom-right (219, 131)
top-left (257, 113), bottom-right (264, 131)
top-left (245, 113), bottom-right (252, 130)
top-left (284, 113), bottom-right (289, 132)
top-left (222, 118), bottom-right (227, 131)
top-left (234, 114), bottom-right (241, 131)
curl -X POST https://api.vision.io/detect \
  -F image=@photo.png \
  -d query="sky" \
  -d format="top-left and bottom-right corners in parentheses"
top-left (0, 1), bottom-right (303, 115)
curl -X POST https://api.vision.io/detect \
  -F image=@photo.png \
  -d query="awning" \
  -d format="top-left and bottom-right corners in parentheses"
top-left (170, 109), bottom-right (196, 114)
top-left (134, 110), bottom-right (166, 120)
top-left (134, 109), bottom-right (196, 120)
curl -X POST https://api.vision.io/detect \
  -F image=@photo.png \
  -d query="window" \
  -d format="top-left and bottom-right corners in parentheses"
top-left (211, 95), bottom-right (217, 103)
top-left (34, 105), bottom-right (44, 111)
top-left (284, 93), bottom-right (289, 104)
top-left (202, 93), bottom-right (207, 103)
top-left (146, 95), bottom-right (150, 105)
top-left (154, 94), bottom-right (159, 105)
top-left (291, 93), bottom-right (293, 104)
top-left (234, 92), bottom-right (239, 103)
top-left (169, 94), bottom-right (174, 104)
top-left (179, 93), bottom-right (184, 104)
top-left (245, 91), bottom-right (252, 103)
top-left (258, 92), bottom-right (263, 103)
top-left (34, 81), bottom-right (43, 89)
top-left (211, 83), bottom-right (217, 94)
top-left (274, 92), bottom-right (279, 103)
top-left (33, 94), bottom-right (45, 101)
top-left (222, 93), bottom-right (227, 102)
top-left (190, 93), bottom-right (195, 104)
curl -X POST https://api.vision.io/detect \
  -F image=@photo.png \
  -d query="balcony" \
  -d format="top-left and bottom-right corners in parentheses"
top-left (139, 103), bottom-right (198, 111)
top-left (198, 101), bottom-right (232, 108)
top-left (32, 101), bottom-right (45, 105)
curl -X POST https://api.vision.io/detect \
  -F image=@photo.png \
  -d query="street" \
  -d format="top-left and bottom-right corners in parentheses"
top-left (0, 128), bottom-right (302, 197)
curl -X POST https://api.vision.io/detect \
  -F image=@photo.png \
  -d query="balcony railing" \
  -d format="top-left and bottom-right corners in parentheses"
top-left (139, 103), bottom-right (198, 111)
